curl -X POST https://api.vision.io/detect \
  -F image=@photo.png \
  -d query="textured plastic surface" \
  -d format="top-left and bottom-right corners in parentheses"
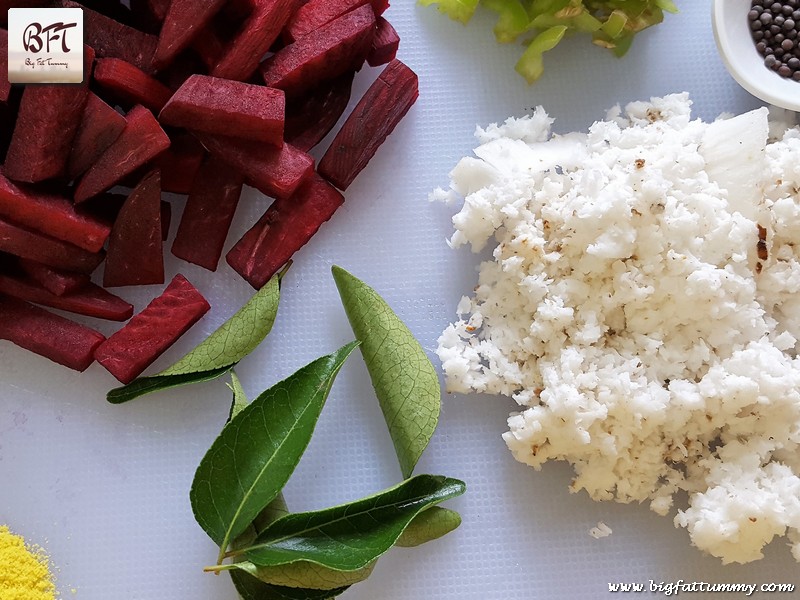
top-left (2, 2), bottom-right (799, 599)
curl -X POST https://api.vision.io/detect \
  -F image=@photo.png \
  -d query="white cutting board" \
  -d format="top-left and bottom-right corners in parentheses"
top-left (3, 1), bottom-right (798, 599)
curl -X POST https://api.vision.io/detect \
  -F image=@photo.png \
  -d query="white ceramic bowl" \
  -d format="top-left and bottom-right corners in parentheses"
top-left (712, 0), bottom-right (800, 111)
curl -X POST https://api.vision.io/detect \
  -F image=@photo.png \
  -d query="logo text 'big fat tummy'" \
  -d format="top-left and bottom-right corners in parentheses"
top-left (8, 8), bottom-right (84, 84)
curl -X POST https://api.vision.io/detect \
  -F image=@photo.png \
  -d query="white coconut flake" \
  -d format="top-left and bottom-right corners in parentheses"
top-left (436, 94), bottom-right (800, 564)
top-left (589, 522), bottom-right (613, 539)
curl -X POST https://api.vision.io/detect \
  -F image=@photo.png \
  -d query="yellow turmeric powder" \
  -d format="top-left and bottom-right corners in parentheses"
top-left (0, 526), bottom-right (57, 600)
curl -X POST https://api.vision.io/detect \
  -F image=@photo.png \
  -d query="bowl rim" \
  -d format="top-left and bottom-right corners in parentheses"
top-left (711, 0), bottom-right (800, 112)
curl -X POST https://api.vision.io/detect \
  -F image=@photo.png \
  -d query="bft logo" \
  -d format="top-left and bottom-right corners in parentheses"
top-left (7, 8), bottom-right (84, 84)
top-left (22, 21), bottom-right (78, 54)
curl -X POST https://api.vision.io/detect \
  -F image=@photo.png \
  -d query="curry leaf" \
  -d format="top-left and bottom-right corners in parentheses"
top-left (239, 475), bottom-right (465, 571)
top-left (190, 341), bottom-right (360, 562)
top-left (230, 570), bottom-right (349, 600)
top-left (107, 274), bottom-right (282, 404)
top-left (107, 366), bottom-right (235, 404)
top-left (395, 507), bottom-right (462, 547)
top-left (332, 265), bottom-right (440, 479)
top-left (228, 370), bottom-right (249, 421)
top-left (230, 561), bottom-right (374, 591)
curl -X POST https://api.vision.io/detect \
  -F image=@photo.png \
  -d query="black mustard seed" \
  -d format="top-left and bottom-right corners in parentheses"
top-left (751, 0), bottom-right (800, 80)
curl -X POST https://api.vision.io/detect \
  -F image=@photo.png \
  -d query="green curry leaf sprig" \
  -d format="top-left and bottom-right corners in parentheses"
top-left (190, 267), bottom-right (465, 598)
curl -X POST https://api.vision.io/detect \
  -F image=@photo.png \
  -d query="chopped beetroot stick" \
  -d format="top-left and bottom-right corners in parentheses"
top-left (283, 0), bottom-right (386, 43)
top-left (59, 1), bottom-right (158, 73)
top-left (94, 274), bottom-right (210, 383)
top-left (74, 105), bottom-right (170, 203)
top-left (160, 75), bottom-right (286, 146)
top-left (0, 173), bottom-right (110, 252)
top-left (172, 158), bottom-right (243, 271)
top-left (195, 133), bottom-right (313, 199)
top-left (4, 46), bottom-right (93, 183)
top-left (227, 172), bottom-right (344, 288)
top-left (0, 30), bottom-right (9, 104)
top-left (154, 133), bottom-right (205, 195)
top-left (67, 94), bottom-right (127, 181)
top-left (212, 0), bottom-right (295, 81)
top-left (153, 0), bottom-right (227, 69)
top-left (0, 217), bottom-right (104, 274)
top-left (260, 5), bottom-right (375, 98)
top-left (319, 59), bottom-right (418, 191)
top-left (367, 17), bottom-right (399, 67)
top-left (0, 273), bottom-right (133, 321)
top-left (284, 72), bottom-right (354, 152)
top-left (104, 170), bottom-right (164, 287)
top-left (18, 259), bottom-right (91, 297)
top-left (93, 58), bottom-right (174, 114)
top-left (0, 296), bottom-right (105, 372)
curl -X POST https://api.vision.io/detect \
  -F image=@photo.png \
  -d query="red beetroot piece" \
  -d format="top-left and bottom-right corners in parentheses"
top-left (0, 295), bottom-right (105, 372)
top-left (67, 94), bottom-right (127, 181)
top-left (104, 170), bottom-right (164, 287)
top-left (0, 29), bottom-right (10, 104)
top-left (172, 157), bottom-right (243, 271)
top-left (194, 133), bottom-right (313, 199)
top-left (227, 172), bottom-right (344, 288)
top-left (367, 17), bottom-right (399, 66)
top-left (59, 1), bottom-right (158, 73)
top-left (154, 133), bottom-right (205, 195)
top-left (93, 58), bottom-right (173, 114)
top-left (75, 105), bottom-right (170, 203)
top-left (160, 75), bottom-right (285, 146)
top-left (0, 216), bottom-right (104, 274)
top-left (154, 0), bottom-right (227, 69)
top-left (260, 5), bottom-right (376, 97)
top-left (3, 46), bottom-right (93, 183)
top-left (283, 0), bottom-right (388, 42)
top-left (19, 259), bottom-right (90, 296)
top-left (284, 72), bottom-right (354, 152)
top-left (0, 173), bottom-right (110, 252)
top-left (319, 59), bottom-right (418, 191)
top-left (94, 274), bottom-right (210, 383)
top-left (0, 272), bottom-right (133, 321)
top-left (212, 0), bottom-right (296, 81)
